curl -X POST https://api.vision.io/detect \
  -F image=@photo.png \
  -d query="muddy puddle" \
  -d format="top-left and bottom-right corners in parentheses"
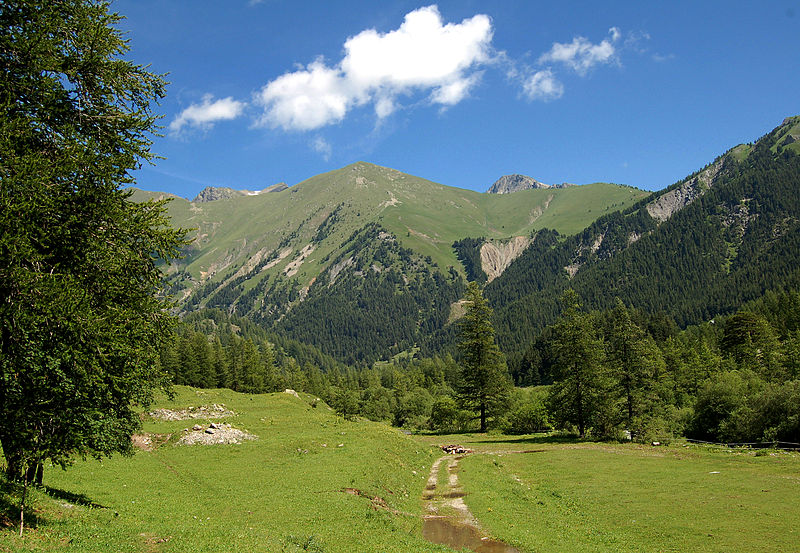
top-left (423, 516), bottom-right (520, 553)
top-left (422, 454), bottom-right (520, 553)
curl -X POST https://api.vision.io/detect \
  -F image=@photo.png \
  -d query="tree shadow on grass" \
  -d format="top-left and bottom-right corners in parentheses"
top-left (0, 476), bottom-right (39, 530)
top-left (0, 475), bottom-right (108, 534)
top-left (43, 486), bottom-right (106, 509)
top-left (454, 434), bottom-right (584, 447)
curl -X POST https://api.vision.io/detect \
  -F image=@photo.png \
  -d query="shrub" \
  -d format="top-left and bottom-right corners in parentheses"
top-left (505, 403), bottom-right (551, 434)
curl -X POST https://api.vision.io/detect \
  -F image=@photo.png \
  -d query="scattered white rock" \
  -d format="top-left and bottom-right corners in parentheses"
top-left (149, 404), bottom-right (234, 421)
top-left (178, 423), bottom-right (256, 446)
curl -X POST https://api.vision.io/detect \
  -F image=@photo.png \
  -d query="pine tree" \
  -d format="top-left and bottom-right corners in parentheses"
top-left (606, 298), bottom-right (665, 427)
top-left (457, 282), bottom-right (511, 432)
top-left (548, 289), bottom-right (609, 438)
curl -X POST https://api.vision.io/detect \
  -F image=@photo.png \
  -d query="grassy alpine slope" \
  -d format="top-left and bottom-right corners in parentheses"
top-left (5, 389), bottom-right (799, 552)
top-left (1, 387), bottom-right (442, 553)
top-left (134, 162), bottom-right (647, 300)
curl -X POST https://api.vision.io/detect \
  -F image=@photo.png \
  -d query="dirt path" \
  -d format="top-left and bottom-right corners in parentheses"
top-left (422, 454), bottom-right (519, 553)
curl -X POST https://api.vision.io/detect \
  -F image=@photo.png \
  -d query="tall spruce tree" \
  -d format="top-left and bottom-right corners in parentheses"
top-left (548, 289), bottom-right (608, 438)
top-left (457, 281), bottom-right (511, 432)
top-left (605, 298), bottom-right (665, 428)
top-left (0, 0), bottom-right (186, 526)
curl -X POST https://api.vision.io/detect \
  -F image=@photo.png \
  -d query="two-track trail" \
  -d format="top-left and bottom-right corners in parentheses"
top-left (421, 453), bottom-right (519, 553)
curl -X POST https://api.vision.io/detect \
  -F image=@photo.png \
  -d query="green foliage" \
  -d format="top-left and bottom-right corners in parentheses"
top-left (0, 0), bottom-right (187, 484)
top-left (457, 282), bottom-right (512, 432)
top-left (604, 298), bottom-right (666, 427)
top-left (689, 370), bottom-right (764, 441)
top-left (547, 290), bottom-right (610, 438)
top-left (505, 400), bottom-right (551, 434)
top-left (720, 312), bottom-right (783, 380)
top-left (452, 237), bottom-right (487, 283)
top-left (278, 224), bottom-right (465, 365)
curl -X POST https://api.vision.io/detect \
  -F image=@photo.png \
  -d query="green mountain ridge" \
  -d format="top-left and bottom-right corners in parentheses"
top-left (135, 116), bottom-right (799, 366)
top-left (134, 161), bottom-right (646, 364)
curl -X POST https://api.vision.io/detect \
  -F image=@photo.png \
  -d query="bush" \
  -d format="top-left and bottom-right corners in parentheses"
top-left (429, 396), bottom-right (459, 431)
top-left (505, 403), bottom-right (551, 434)
top-left (688, 370), bottom-right (763, 441)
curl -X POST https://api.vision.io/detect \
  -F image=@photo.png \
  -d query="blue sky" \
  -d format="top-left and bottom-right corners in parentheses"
top-left (116, 1), bottom-right (800, 199)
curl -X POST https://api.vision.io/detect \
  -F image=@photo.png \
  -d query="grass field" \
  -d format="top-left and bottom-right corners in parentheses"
top-left (1, 387), bottom-right (446, 553)
top-left (421, 434), bottom-right (800, 553)
top-left (4, 391), bottom-right (798, 552)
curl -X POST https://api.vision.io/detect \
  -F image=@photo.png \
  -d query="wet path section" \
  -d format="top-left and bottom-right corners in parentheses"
top-left (422, 455), bottom-right (519, 553)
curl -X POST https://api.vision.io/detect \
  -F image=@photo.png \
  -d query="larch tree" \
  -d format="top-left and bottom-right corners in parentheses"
top-left (548, 289), bottom-right (608, 438)
top-left (457, 281), bottom-right (511, 432)
top-left (0, 0), bottom-right (187, 529)
top-left (605, 298), bottom-right (665, 428)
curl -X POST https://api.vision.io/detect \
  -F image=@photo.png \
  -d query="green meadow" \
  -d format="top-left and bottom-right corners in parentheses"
top-left (3, 388), bottom-right (799, 552)
top-left (2, 387), bottom-right (444, 553)
top-left (427, 434), bottom-right (800, 553)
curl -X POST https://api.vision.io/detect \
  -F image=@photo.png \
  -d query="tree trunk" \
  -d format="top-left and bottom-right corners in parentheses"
top-left (19, 467), bottom-right (28, 537)
top-left (480, 403), bottom-right (487, 432)
top-left (576, 377), bottom-right (585, 439)
top-left (25, 462), bottom-right (43, 487)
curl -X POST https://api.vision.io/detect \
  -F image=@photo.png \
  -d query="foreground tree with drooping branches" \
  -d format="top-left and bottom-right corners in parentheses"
top-left (0, 0), bottom-right (187, 526)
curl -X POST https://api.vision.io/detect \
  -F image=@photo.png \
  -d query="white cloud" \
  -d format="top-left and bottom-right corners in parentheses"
top-left (254, 5), bottom-right (494, 131)
top-left (170, 94), bottom-right (246, 133)
top-left (537, 27), bottom-right (620, 75)
top-left (522, 69), bottom-right (563, 101)
top-left (311, 136), bottom-right (332, 161)
top-left (255, 60), bottom-right (351, 131)
top-left (652, 52), bottom-right (675, 63)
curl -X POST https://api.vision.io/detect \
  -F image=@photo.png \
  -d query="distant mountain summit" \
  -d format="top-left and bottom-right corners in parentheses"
top-left (192, 182), bottom-right (288, 203)
top-left (487, 174), bottom-right (574, 194)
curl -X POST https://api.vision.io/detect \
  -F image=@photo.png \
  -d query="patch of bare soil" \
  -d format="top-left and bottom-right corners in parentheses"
top-left (131, 433), bottom-right (172, 451)
top-left (148, 404), bottom-right (234, 421)
top-left (422, 452), bottom-right (519, 552)
top-left (139, 532), bottom-right (171, 552)
top-left (177, 423), bottom-right (256, 446)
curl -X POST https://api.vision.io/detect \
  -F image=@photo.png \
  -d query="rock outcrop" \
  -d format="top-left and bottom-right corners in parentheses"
top-left (480, 236), bottom-right (533, 281)
top-left (488, 174), bottom-right (549, 194)
top-left (193, 186), bottom-right (242, 203)
top-left (646, 160), bottom-right (724, 223)
top-left (192, 182), bottom-right (288, 203)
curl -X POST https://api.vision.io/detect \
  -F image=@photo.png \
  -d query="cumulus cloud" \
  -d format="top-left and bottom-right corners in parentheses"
top-left (256, 60), bottom-right (350, 131)
top-left (170, 95), bottom-right (246, 133)
top-left (254, 5), bottom-right (494, 131)
top-left (522, 69), bottom-right (563, 101)
top-left (516, 27), bottom-right (624, 102)
top-left (537, 27), bottom-right (620, 75)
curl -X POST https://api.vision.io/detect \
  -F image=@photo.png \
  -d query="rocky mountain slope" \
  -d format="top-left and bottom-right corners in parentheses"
top-left (487, 174), bottom-right (575, 194)
top-left (134, 162), bottom-right (645, 364)
top-left (192, 182), bottom-right (288, 203)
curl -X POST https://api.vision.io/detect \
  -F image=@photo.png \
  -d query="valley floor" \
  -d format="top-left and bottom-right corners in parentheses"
top-left (2, 388), bottom-right (798, 552)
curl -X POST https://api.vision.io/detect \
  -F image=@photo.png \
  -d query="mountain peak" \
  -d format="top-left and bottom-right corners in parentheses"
top-left (192, 182), bottom-right (288, 203)
top-left (487, 174), bottom-right (549, 194)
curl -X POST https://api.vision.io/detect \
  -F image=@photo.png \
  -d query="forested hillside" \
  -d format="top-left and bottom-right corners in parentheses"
top-left (482, 116), bottom-right (800, 366)
top-left (137, 161), bottom-right (644, 365)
